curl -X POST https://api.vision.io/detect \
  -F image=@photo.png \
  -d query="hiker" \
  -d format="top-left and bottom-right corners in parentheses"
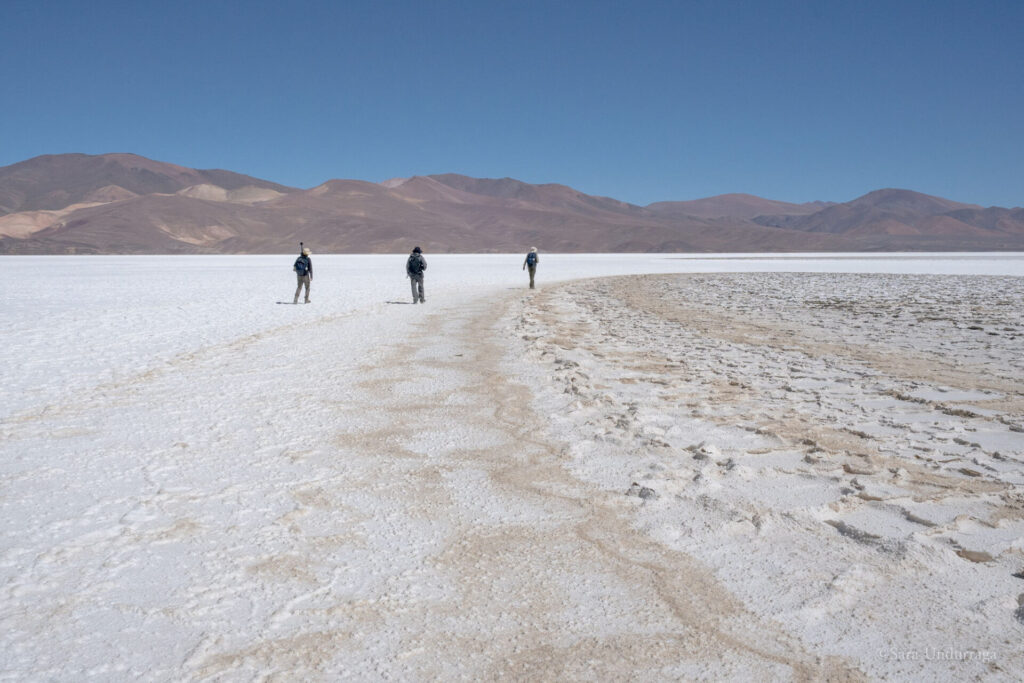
top-left (522, 247), bottom-right (539, 289)
top-left (406, 246), bottom-right (427, 303)
top-left (293, 247), bottom-right (313, 303)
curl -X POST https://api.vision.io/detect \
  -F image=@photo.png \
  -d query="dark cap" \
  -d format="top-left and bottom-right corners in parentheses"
top-left (412, 246), bottom-right (422, 253)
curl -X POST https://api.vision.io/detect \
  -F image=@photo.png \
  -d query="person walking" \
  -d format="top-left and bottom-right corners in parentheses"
top-left (406, 246), bottom-right (427, 304)
top-left (293, 247), bottom-right (313, 304)
top-left (523, 247), bottom-right (539, 289)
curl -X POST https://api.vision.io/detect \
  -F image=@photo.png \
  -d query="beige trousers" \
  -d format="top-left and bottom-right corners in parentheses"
top-left (294, 274), bottom-right (311, 303)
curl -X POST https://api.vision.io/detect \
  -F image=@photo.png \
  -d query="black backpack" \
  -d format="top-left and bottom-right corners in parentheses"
top-left (294, 256), bottom-right (309, 276)
top-left (408, 253), bottom-right (425, 275)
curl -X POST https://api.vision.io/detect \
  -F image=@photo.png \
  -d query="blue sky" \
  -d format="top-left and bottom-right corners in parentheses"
top-left (2, 0), bottom-right (1021, 206)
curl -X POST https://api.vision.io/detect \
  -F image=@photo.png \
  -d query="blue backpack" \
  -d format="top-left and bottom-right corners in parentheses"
top-left (294, 256), bottom-right (309, 276)
top-left (526, 252), bottom-right (537, 266)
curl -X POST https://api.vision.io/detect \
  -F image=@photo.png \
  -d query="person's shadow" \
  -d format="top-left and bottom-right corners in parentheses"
top-left (385, 301), bottom-right (413, 304)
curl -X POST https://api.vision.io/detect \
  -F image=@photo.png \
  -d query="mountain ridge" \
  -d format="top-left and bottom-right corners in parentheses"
top-left (0, 153), bottom-right (295, 216)
top-left (1, 153), bottom-right (1022, 254)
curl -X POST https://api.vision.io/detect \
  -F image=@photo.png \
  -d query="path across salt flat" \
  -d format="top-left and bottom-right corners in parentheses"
top-left (1, 254), bottom-right (1023, 680)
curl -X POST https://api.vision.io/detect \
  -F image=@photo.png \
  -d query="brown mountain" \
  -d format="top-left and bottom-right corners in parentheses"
top-left (753, 189), bottom-right (979, 233)
top-left (0, 154), bottom-right (1021, 253)
top-left (20, 194), bottom-right (284, 253)
top-left (0, 153), bottom-right (294, 215)
top-left (941, 207), bottom-right (1024, 235)
top-left (750, 188), bottom-right (1024, 249)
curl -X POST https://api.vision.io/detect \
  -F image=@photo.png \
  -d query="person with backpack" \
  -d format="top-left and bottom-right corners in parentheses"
top-left (293, 247), bottom-right (313, 304)
top-left (406, 246), bottom-right (427, 304)
top-left (522, 247), bottom-right (539, 289)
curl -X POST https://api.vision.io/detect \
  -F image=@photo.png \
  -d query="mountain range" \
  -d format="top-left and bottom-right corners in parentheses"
top-left (1, 153), bottom-right (1022, 254)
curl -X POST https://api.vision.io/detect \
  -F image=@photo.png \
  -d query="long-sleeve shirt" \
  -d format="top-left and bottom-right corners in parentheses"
top-left (406, 254), bottom-right (427, 276)
top-left (295, 255), bottom-right (313, 278)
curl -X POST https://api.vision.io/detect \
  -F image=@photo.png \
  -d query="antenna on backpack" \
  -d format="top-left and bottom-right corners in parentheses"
top-left (299, 241), bottom-right (303, 255)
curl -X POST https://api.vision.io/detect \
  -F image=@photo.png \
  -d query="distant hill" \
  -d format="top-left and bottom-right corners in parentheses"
top-left (0, 153), bottom-right (1021, 253)
top-left (0, 153), bottom-right (294, 215)
top-left (750, 188), bottom-right (1024, 249)
top-left (752, 189), bottom-right (980, 234)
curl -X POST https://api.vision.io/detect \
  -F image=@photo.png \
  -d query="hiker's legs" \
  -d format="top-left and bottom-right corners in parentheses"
top-left (295, 274), bottom-right (310, 303)
top-left (410, 276), bottom-right (419, 303)
top-left (528, 265), bottom-right (536, 289)
top-left (418, 277), bottom-right (425, 302)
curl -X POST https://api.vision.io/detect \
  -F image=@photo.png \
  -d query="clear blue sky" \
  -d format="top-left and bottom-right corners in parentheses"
top-left (2, 0), bottom-right (1021, 207)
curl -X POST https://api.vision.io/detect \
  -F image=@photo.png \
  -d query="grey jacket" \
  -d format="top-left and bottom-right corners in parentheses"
top-left (406, 253), bottom-right (427, 277)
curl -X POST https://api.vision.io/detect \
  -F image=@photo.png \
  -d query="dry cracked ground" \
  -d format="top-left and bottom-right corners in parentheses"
top-left (3, 271), bottom-right (1023, 680)
top-left (509, 272), bottom-right (1024, 680)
